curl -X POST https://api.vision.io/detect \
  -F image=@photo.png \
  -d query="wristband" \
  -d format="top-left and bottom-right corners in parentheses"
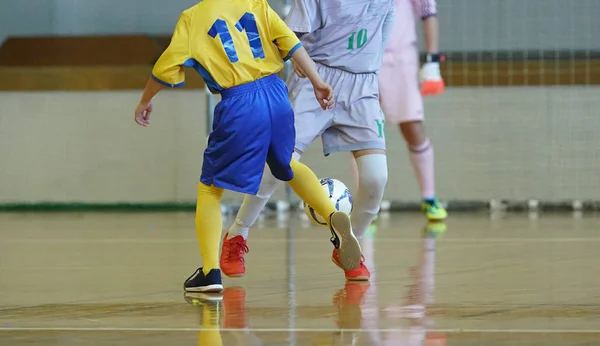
top-left (425, 53), bottom-right (445, 63)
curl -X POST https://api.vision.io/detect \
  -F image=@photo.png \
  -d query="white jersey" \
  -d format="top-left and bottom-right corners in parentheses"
top-left (285, 0), bottom-right (396, 73)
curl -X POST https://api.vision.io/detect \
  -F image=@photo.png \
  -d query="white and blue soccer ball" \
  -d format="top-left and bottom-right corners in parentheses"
top-left (303, 178), bottom-right (353, 226)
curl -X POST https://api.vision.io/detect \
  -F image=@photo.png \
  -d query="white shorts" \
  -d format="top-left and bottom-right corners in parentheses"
top-left (378, 46), bottom-right (425, 124)
top-left (289, 63), bottom-right (386, 156)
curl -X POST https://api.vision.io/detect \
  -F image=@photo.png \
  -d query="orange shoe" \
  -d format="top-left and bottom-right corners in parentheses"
top-left (219, 233), bottom-right (249, 277)
top-left (332, 248), bottom-right (370, 281)
top-left (222, 287), bottom-right (246, 328)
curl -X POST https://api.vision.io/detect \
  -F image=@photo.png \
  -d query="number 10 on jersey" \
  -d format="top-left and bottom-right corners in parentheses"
top-left (347, 28), bottom-right (368, 50)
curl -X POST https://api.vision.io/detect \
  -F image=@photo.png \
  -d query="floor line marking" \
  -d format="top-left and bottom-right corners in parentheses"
top-left (1, 327), bottom-right (600, 333)
top-left (3, 238), bottom-right (600, 244)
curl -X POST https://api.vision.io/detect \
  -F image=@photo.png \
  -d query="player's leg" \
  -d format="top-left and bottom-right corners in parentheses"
top-left (400, 120), bottom-right (445, 220)
top-left (225, 150), bottom-right (301, 244)
top-left (220, 76), bottom-right (330, 277)
top-left (184, 88), bottom-right (270, 291)
top-left (379, 51), bottom-right (447, 221)
top-left (267, 76), bottom-right (362, 271)
top-left (350, 149), bottom-right (388, 239)
top-left (340, 149), bottom-right (387, 281)
top-left (219, 167), bottom-right (277, 277)
top-left (326, 71), bottom-right (388, 280)
top-left (224, 74), bottom-right (325, 240)
top-left (220, 154), bottom-right (300, 277)
top-left (334, 149), bottom-right (386, 281)
top-left (184, 182), bottom-right (226, 292)
top-left (281, 158), bottom-right (362, 272)
top-left (226, 169), bottom-right (279, 241)
top-left (401, 119), bottom-right (432, 198)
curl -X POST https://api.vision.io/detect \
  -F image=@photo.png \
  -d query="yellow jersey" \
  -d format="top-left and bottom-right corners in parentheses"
top-left (151, 0), bottom-right (302, 93)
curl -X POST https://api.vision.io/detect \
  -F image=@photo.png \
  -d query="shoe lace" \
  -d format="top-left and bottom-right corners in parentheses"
top-left (329, 229), bottom-right (340, 248)
top-left (227, 240), bottom-right (249, 261)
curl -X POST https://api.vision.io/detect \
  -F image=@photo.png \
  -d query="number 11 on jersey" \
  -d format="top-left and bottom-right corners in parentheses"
top-left (209, 12), bottom-right (265, 63)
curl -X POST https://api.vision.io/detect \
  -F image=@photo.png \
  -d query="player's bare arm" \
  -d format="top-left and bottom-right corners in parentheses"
top-left (415, 0), bottom-right (439, 53)
top-left (290, 32), bottom-right (307, 78)
top-left (134, 10), bottom-right (191, 127)
top-left (291, 46), bottom-right (334, 110)
top-left (292, 58), bottom-right (307, 78)
top-left (422, 16), bottom-right (439, 54)
top-left (134, 78), bottom-right (163, 127)
top-left (416, 0), bottom-right (444, 95)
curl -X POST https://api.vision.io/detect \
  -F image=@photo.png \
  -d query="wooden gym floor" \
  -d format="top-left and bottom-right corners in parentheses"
top-left (1, 212), bottom-right (599, 345)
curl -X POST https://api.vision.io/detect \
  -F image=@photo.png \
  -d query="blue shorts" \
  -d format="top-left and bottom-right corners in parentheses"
top-left (200, 74), bottom-right (295, 195)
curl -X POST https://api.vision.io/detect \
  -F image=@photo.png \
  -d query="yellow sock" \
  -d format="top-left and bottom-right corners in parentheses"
top-left (287, 159), bottom-right (337, 225)
top-left (197, 304), bottom-right (222, 346)
top-left (195, 182), bottom-right (224, 275)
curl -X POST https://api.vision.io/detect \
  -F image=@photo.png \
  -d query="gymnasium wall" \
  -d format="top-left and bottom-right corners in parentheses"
top-left (0, 0), bottom-right (598, 208)
top-left (1, 86), bottom-right (598, 205)
top-left (0, 0), bottom-right (598, 51)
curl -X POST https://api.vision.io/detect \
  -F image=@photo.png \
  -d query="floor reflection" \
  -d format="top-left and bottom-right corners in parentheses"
top-left (381, 222), bottom-right (448, 346)
top-left (183, 222), bottom-right (448, 346)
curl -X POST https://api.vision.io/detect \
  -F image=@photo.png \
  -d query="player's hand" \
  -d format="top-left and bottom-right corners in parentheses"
top-left (419, 62), bottom-right (445, 96)
top-left (292, 60), bottom-right (307, 78)
top-left (134, 101), bottom-right (152, 127)
top-left (313, 81), bottom-right (335, 110)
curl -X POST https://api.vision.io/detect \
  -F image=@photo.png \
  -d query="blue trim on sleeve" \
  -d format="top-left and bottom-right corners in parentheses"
top-left (183, 58), bottom-right (223, 93)
top-left (283, 42), bottom-right (303, 62)
top-left (151, 74), bottom-right (185, 88)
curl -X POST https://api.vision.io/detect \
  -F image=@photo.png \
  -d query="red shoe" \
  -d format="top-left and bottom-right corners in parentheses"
top-left (223, 287), bottom-right (246, 328)
top-left (219, 233), bottom-right (249, 277)
top-left (332, 248), bottom-right (370, 281)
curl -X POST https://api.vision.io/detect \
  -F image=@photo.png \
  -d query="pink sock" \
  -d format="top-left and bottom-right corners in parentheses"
top-left (409, 139), bottom-right (436, 199)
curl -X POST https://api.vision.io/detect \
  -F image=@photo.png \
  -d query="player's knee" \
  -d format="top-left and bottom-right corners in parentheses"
top-left (400, 121), bottom-right (427, 147)
top-left (256, 168), bottom-right (279, 199)
top-left (359, 168), bottom-right (388, 197)
top-left (357, 154), bottom-right (388, 198)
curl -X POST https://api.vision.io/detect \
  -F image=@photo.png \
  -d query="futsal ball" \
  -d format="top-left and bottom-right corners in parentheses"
top-left (304, 178), bottom-right (353, 226)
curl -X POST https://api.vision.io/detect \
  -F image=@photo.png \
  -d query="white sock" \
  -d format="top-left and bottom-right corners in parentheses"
top-left (227, 174), bottom-right (277, 239)
top-left (227, 198), bottom-right (264, 239)
top-left (350, 154), bottom-right (388, 238)
top-left (359, 236), bottom-right (374, 266)
top-left (227, 152), bottom-right (302, 240)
